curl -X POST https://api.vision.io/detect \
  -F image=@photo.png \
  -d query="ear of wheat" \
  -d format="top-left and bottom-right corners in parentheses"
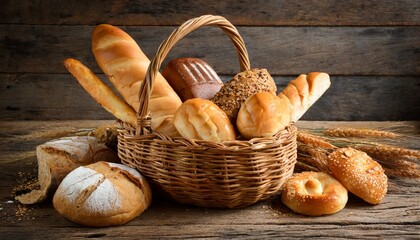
top-left (324, 128), bottom-right (399, 139)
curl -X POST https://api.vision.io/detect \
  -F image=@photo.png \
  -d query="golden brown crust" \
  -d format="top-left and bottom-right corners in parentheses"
top-left (327, 147), bottom-right (387, 204)
top-left (281, 171), bottom-right (348, 216)
top-left (174, 98), bottom-right (236, 142)
top-left (64, 58), bottom-right (137, 127)
top-left (237, 92), bottom-right (291, 139)
top-left (212, 68), bottom-right (277, 123)
top-left (278, 72), bottom-right (330, 122)
top-left (92, 24), bottom-right (182, 137)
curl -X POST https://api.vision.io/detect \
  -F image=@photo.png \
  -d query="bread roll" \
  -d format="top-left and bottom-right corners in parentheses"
top-left (212, 68), bottom-right (277, 123)
top-left (174, 98), bottom-right (236, 142)
top-left (92, 24), bottom-right (182, 136)
top-left (16, 137), bottom-right (119, 205)
top-left (281, 171), bottom-right (348, 216)
top-left (237, 92), bottom-right (291, 139)
top-left (327, 147), bottom-right (387, 204)
top-left (53, 161), bottom-right (152, 227)
top-left (162, 58), bottom-right (224, 101)
top-left (278, 72), bottom-right (331, 122)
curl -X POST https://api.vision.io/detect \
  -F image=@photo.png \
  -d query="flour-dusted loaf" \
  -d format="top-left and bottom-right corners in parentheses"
top-left (16, 136), bottom-right (119, 205)
top-left (53, 161), bottom-right (152, 227)
top-left (237, 92), bottom-right (291, 139)
top-left (162, 58), bottom-right (224, 101)
top-left (92, 24), bottom-right (182, 137)
top-left (212, 68), bottom-right (277, 123)
top-left (277, 72), bottom-right (331, 122)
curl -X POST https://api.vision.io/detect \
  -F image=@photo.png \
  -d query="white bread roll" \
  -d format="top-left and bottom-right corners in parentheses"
top-left (16, 136), bottom-right (119, 205)
top-left (278, 72), bottom-right (331, 122)
top-left (174, 98), bottom-right (236, 142)
top-left (237, 92), bottom-right (291, 139)
top-left (53, 161), bottom-right (152, 227)
top-left (92, 24), bottom-right (182, 137)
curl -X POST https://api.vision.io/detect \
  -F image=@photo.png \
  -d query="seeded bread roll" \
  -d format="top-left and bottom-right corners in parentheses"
top-left (162, 58), bottom-right (224, 101)
top-left (212, 68), bottom-right (277, 123)
top-left (327, 147), bottom-right (387, 204)
top-left (53, 161), bottom-right (152, 227)
top-left (237, 92), bottom-right (291, 139)
top-left (174, 98), bottom-right (236, 142)
top-left (281, 171), bottom-right (348, 216)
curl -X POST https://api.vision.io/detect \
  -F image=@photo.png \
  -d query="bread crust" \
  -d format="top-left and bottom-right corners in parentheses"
top-left (92, 24), bottom-right (182, 137)
top-left (162, 58), bottom-right (223, 101)
top-left (281, 171), bottom-right (348, 216)
top-left (174, 98), bottom-right (236, 142)
top-left (327, 147), bottom-right (387, 204)
top-left (237, 92), bottom-right (291, 139)
top-left (53, 161), bottom-right (151, 227)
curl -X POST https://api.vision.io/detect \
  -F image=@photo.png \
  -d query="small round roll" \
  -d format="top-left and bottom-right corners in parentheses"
top-left (327, 147), bottom-right (387, 204)
top-left (237, 92), bottom-right (291, 139)
top-left (174, 98), bottom-right (236, 142)
top-left (281, 171), bottom-right (348, 216)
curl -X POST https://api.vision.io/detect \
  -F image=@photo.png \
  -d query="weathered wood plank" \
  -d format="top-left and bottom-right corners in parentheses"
top-left (2, 0), bottom-right (419, 26)
top-left (1, 74), bottom-right (419, 121)
top-left (1, 25), bottom-right (419, 75)
top-left (0, 120), bottom-right (418, 239)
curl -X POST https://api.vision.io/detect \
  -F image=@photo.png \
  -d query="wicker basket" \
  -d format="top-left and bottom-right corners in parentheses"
top-left (117, 15), bottom-right (297, 208)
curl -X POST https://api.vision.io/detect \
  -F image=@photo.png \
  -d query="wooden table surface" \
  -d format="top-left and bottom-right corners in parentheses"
top-left (0, 120), bottom-right (419, 239)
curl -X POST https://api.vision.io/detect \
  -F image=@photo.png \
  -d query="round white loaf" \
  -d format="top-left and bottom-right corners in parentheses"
top-left (53, 161), bottom-right (152, 227)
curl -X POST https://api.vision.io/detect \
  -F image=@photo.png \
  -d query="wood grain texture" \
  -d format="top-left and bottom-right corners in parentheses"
top-left (1, 74), bottom-right (419, 121)
top-left (1, 25), bottom-right (419, 75)
top-left (0, 120), bottom-right (419, 239)
top-left (2, 0), bottom-right (420, 26)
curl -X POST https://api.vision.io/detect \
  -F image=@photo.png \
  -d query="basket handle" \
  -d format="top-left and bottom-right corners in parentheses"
top-left (136, 15), bottom-right (251, 135)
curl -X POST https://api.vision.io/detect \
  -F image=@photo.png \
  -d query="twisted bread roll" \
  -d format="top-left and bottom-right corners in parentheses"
top-left (237, 92), bottom-right (291, 139)
top-left (281, 171), bottom-right (348, 216)
top-left (327, 147), bottom-right (387, 204)
top-left (278, 72), bottom-right (330, 122)
top-left (174, 98), bottom-right (236, 142)
top-left (92, 24), bottom-right (182, 136)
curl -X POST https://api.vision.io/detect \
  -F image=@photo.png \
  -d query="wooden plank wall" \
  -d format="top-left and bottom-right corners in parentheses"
top-left (1, 0), bottom-right (419, 121)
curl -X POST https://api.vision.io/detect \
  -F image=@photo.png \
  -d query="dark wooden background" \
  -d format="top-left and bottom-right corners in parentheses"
top-left (1, 0), bottom-right (419, 121)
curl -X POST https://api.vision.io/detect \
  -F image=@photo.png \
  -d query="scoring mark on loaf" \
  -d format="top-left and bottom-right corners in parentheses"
top-left (60, 166), bottom-right (121, 213)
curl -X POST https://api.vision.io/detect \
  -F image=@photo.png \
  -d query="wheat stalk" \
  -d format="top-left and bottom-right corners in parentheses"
top-left (324, 127), bottom-right (399, 139)
top-left (297, 131), bottom-right (337, 150)
top-left (351, 143), bottom-right (420, 160)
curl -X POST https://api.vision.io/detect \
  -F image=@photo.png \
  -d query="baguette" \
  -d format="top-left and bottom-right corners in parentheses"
top-left (64, 58), bottom-right (137, 126)
top-left (278, 72), bottom-right (330, 122)
top-left (92, 24), bottom-right (182, 136)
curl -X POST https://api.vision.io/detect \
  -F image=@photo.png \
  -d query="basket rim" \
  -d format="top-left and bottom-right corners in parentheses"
top-left (117, 120), bottom-right (297, 150)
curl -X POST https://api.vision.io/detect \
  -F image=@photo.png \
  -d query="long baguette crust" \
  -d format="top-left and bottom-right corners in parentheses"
top-left (64, 58), bottom-right (137, 126)
top-left (92, 24), bottom-right (182, 137)
top-left (278, 72), bottom-right (331, 122)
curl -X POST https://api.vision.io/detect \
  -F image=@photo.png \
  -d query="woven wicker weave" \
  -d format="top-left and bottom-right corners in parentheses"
top-left (118, 15), bottom-right (297, 208)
